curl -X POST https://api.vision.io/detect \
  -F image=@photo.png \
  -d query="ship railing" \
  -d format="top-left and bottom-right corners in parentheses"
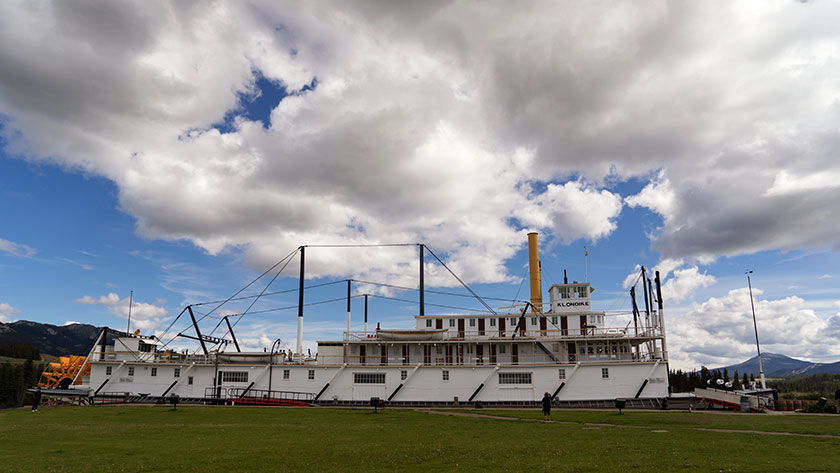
top-left (343, 327), bottom-right (663, 342)
top-left (309, 351), bottom-right (664, 366)
top-left (205, 386), bottom-right (315, 402)
top-left (88, 351), bottom-right (220, 364)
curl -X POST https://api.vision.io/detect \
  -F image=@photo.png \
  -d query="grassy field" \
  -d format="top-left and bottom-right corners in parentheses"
top-left (0, 406), bottom-right (838, 472)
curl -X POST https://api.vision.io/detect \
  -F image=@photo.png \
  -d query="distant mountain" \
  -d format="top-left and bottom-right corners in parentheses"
top-left (708, 353), bottom-right (840, 377)
top-left (0, 320), bottom-right (101, 356)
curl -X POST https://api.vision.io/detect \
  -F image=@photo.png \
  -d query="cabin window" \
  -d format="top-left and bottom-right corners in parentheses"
top-left (466, 344), bottom-right (473, 354)
top-left (436, 346), bottom-right (443, 355)
top-left (151, 367), bottom-right (157, 377)
top-left (442, 370), bottom-right (449, 381)
top-left (490, 318), bottom-right (496, 326)
top-left (308, 370), bottom-right (315, 380)
top-left (558, 369), bottom-right (566, 380)
top-left (509, 317), bottom-right (517, 326)
top-left (174, 368), bottom-right (180, 378)
top-left (283, 369), bottom-right (290, 380)
top-left (602, 368), bottom-right (609, 379)
top-left (188, 376), bottom-right (193, 385)
top-left (499, 345), bottom-right (506, 354)
top-left (449, 319), bottom-right (456, 327)
top-left (469, 319), bottom-right (476, 327)
top-left (426, 319), bottom-right (432, 327)
top-left (400, 370), bottom-right (407, 380)
top-left (531, 317), bottom-right (537, 325)
top-left (551, 316), bottom-right (558, 325)
top-left (221, 371), bottom-right (248, 383)
top-left (354, 373), bottom-right (385, 384)
top-left (105, 366), bottom-right (112, 376)
top-left (499, 372), bottom-right (532, 385)
top-left (128, 367), bottom-right (134, 376)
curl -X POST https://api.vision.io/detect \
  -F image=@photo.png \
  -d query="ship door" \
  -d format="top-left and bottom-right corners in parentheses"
top-left (476, 344), bottom-right (484, 365)
top-left (539, 316), bottom-right (547, 335)
top-left (489, 344), bottom-right (497, 363)
top-left (478, 318), bottom-right (485, 336)
top-left (423, 345), bottom-right (431, 364)
top-left (512, 344), bottom-right (519, 365)
top-left (499, 318), bottom-right (506, 337)
top-left (436, 318), bottom-right (443, 329)
top-left (580, 315), bottom-right (588, 335)
top-left (560, 316), bottom-right (568, 336)
top-left (457, 319), bottom-right (465, 339)
top-left (568, 342), bottom-right (576, 363)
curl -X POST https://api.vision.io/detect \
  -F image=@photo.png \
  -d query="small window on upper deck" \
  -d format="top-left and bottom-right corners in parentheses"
top-left (426, 319), bottom-right (432, 328)
top-left (561, 287), bottom-right (571, 299)
top-left (469, 319), bottom-right (476, 327)
top-left (490, 318), bottom-right (496, 327)
top-left (449, 319), bottom-right (456, 327)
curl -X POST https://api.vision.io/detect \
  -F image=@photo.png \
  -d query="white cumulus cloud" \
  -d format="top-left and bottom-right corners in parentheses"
top-left (75, 293), bottom-right (168, 331)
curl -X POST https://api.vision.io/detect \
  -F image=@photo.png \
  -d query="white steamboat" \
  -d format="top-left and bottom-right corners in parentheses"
top-left (83, 234), bottom-right (670, 406)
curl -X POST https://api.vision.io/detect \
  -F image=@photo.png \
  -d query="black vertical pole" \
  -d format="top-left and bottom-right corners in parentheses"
top-left (187, 305), bottom-right (208, 355)
top-left (346, 280), bottom-right (352, 314)
top-left (100, 328), bottom-right (108, 361)
top-left (364, 294), bottom-right (369, 326)
top-left (630, 287), bottom-right (639, 336)
top-left (298, 246), bottom-right (305, 320)
top-left (641, 267), bottom-right (651, 321)
top-left (224, 316), bottom-right (240, 352)
top-left (419, 244), bottom-right (425, 316)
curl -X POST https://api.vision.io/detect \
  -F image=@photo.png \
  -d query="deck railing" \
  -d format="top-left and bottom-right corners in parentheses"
top-left (345, 326), bottom-right (663, 342)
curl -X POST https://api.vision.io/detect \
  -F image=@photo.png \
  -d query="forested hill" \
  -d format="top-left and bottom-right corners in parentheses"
top-left (709, 353), bottom-right (840, 377)
top-left (0, 321), bottom-right (100, 356)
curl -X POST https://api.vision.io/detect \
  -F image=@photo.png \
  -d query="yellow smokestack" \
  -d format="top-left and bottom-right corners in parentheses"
top-left (527, 232), bottom-right (542, 313)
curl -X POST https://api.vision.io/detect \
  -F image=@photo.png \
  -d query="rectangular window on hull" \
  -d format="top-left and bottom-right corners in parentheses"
top-left (151, 367), bottom-right (157, 377)
top-left (174, 368), bottom-right (180, 378)
top-left (283, 369), bottom-right (290, 380)
top-left (499, 372), bottom-right (532, 385)
top-left (400, 370), bottom-right (407, 380)
top-left (442, 370), bottom-right (449, 381)
top-left (127, 367), bottom-right (134, 376)
top-left (308, 370), bottom-right (315, 380)
top-left (558, 369), bottom-right (566, 380)
top-left (602, 368), bottom-right (609, 379)
top-left (221, 371), bottom-right (249, 383)
top-left (105, 366), bottom-right (112, 376)
top-left (354, 373), bottom-right (386, 384)
top-left (188, 376), bottom-right (193, 385)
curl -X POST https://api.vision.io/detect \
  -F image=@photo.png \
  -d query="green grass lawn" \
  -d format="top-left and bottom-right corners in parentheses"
top-left (0, 406), bottom-right (838, 472)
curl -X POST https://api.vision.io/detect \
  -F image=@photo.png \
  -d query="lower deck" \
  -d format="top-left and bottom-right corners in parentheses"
top-left (88, 360), bottom-right (669, 403)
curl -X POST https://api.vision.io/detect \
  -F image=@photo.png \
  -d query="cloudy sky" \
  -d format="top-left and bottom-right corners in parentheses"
top-left (1, 0), bottom-right (839, 370)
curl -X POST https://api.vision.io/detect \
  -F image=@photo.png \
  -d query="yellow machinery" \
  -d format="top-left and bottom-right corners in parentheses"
top-left (38, 355), bottom-right (91, 389)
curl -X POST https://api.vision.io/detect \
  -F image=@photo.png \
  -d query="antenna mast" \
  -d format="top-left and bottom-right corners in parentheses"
top-left (126, 288), bottom-right (133, 333)
top-left (746, 271), bottom-right (766, 389)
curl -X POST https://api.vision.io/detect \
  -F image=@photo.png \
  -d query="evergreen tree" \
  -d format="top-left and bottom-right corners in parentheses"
top-left (742, 373), bottom-right (749, 388)
top-left (723, 368), bottom-right (730, 382)
top-left (733, 370), bottom-right (741, 389)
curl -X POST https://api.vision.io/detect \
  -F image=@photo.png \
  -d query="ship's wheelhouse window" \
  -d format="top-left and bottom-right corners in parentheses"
top-left (283, 369), bottom-right (290, 380)
top-left (560, 287), bottom-right (571, 299)
top-left (400, 370), bottom-right (407, 380)
top-left (601, 368), bottom-right (609, 379)
top-left (188, 376), bottom-right (193, 385)
top-left (442, 370), bottom-right (449, 381)
top-left (138, 341), bottom-right (153, 353)
top-left (490, 318), bottom-right (496, 327)
top-left (308, 370), bottom-right (315, 380)
top-left (354, 372), bottom-right (386, 384)
top-left (558, 368), bottom-right (566, 380)
top-left (151, 367), bottom-right (157, 377)
top-left (426, 319), bottom-right (432, 327)
top-left (499, 372), bottom-right (532, 385)
top-left (469, 319), bottom-right (476, 327)
top-left (221, 371), bottom-right (248, 383)
top-left (127, 367), bottom-right (134, 376)
top-left (105, 366), bottom-right (112, 376)
top-left (174, 368), bottom-right (180, 378)
top-left (449, 319), bottom-right (456, 327)
top-left (576, 286), bottom-right (588, 298)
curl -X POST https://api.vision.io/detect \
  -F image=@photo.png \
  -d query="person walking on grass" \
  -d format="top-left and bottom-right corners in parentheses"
top-left (542, 392), bottom-right (552, 422)
top-left (32, 387), bottom-right (42, 412)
